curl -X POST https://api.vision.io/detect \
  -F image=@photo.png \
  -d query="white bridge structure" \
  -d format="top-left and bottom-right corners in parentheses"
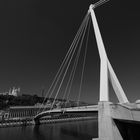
top-left (34, 0), bottom-right (140, 140)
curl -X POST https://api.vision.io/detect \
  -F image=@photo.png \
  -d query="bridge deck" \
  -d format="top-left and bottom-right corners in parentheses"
top-left (34, 105), bottom-right (98, 120)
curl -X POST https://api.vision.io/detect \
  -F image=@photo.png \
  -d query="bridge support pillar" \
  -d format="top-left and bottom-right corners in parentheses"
top-left (34, 118), bottom-right (40, 125)
top-left (93, 101), bottom-right (123, 140)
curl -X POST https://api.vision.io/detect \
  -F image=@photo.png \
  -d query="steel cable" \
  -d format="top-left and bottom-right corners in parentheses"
top-left (50, 15), bottom-right (90, 111)
top-left (38, 13), bottom-right (89, 114)
top-left (77, 17), bottom-right (91, 107)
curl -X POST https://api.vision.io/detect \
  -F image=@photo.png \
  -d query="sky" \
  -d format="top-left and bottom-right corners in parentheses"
top-left (0, 0), bottom-right (140, 103)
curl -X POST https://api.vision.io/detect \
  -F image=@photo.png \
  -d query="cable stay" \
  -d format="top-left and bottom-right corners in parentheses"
top-left (44, 14), bottom-right (88, 112)
top-left (46, 13), bottom-right (89, 100)
top-left (38, 19), bottom-right (87, 113)
top-left (62, 38), bottom-right (82, 101)
top-left (63, 41), bottom-right (83, 108)
top-left (49, 16), bottom-right (90, 111)
top-left (77, 17), bottom-right (91, 107)
top-left (37, 13), bottom-right (90, 114)
top-left (46, 16), bottom-right (87, 101)
top-left (62, 16), bottom-right (90, 109)
top-left (66, 17), bottom-right (91, 107)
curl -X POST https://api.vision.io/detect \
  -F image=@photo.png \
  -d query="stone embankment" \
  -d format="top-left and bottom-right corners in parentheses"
top-left (0, 116), bottom-right (97, 128)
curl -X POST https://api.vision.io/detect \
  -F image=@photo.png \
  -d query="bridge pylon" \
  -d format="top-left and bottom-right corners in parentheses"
top-left (89, 3), bottom-right (129, 104)
top-left (89, 1), bottom-right (129, 140)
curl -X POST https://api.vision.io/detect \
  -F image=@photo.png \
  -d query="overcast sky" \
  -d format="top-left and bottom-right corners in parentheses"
top-left (0, 0), bottom-right (140, 103)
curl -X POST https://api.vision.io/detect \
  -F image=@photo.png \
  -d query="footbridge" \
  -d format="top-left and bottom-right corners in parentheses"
top-left (34, 105), bottom-right (98, 124)
top-left (34, 0), bottom-right (140, 140)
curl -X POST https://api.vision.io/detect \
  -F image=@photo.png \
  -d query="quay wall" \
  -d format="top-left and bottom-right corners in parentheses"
top-left (0, 106), bottom-right (98, 128)
top-left (0, 106), bottom-right (49, 120)
top-left (0, 115), bottom-right (97, 128)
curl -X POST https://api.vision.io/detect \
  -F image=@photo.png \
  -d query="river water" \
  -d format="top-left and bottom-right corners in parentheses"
top-left (0, 119), bottom-right (98, 140)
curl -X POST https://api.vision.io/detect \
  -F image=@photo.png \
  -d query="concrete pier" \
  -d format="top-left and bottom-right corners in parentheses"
top-left (93, 101), bottom-right (140, 140)
top-left (93, 101), bottom-right (123, 140)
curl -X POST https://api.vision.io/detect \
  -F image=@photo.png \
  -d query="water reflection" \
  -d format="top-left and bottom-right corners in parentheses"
top-left (0, 119), bottom-right (98, 140)
top-left (60, 128), bottom-right (92, 140)
top-left (60, 120), bottom-right (98, 140)
top-left (33, 126), bottom-right (46, 140)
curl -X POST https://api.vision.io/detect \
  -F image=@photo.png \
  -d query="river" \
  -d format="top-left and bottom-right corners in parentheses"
top-left (0, 119), bottom-right (98, 140)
